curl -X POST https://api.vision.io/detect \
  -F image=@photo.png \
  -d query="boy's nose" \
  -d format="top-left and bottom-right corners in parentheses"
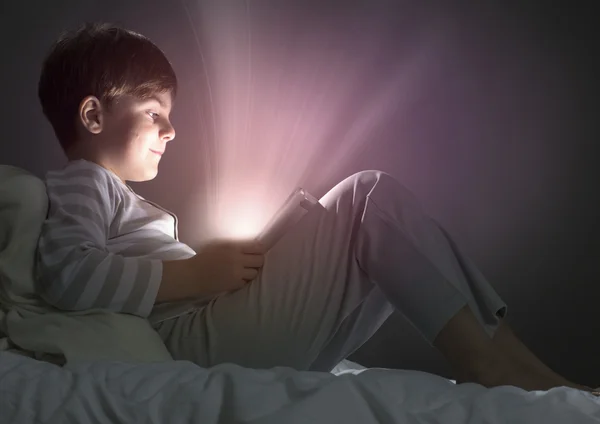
top-left (161, 121), bottom-right (176, 141)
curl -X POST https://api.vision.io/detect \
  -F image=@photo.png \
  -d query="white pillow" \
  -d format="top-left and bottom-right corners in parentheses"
top-left (0, 165), bottom-right (173, 363)
top-left (0, 165), bottom-right (48, 304)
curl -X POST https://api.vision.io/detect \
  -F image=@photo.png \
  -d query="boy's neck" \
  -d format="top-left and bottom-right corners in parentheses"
top-left (66, 148), bottom-right (127, 185)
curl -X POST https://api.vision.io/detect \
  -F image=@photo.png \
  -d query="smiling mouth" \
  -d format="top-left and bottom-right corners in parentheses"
top-left (150, 150), bottom-right (163, 156)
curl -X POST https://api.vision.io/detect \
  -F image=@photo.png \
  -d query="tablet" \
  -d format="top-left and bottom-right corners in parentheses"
top-left (255, 188), bottom-right (321, 251)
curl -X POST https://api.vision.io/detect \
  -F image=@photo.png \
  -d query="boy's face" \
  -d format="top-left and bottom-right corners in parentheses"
top-left (84, 90), bottom-right (176, 182)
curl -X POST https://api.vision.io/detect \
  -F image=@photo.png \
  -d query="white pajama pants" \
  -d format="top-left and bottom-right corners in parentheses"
top-left (155, 171), bottom-right (507, 372)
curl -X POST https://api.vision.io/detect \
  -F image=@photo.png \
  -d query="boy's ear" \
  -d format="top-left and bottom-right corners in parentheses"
top-left (78, 96), bottom-right (104, 134)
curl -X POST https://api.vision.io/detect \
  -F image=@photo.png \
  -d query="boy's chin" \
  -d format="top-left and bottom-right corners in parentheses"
top-left (141, 170), bottom-right (159, 182)
top-left (128, 167), bottom-right (159, 182)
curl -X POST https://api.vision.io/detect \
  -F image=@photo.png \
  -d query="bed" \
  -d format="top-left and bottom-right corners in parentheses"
top-left (2, 352), bottom-right (600, 423)
top-left (1, 164), bottom-right (599, 423)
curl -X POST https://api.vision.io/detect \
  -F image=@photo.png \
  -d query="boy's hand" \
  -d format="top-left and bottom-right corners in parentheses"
top-left (189, 239), bottom-right (266, 293)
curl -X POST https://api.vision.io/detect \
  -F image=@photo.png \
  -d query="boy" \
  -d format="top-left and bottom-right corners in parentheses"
top-left (36, 22), bottom-right (589, 391)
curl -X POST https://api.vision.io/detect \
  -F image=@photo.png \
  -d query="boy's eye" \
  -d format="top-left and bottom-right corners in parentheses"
top-left (147, 112), bottom-right (159, 120)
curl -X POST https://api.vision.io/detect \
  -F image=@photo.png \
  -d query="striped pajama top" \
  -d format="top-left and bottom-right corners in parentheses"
top-left (36, 159), bottom-right (207, 324)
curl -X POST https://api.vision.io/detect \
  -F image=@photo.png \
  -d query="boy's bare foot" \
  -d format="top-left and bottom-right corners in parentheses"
top-left (490, 322), bottom-right (592, 392)
top-left (469, 355), bottom-right (590, 392)
top-left (434, 306), bottom-right (594, 392)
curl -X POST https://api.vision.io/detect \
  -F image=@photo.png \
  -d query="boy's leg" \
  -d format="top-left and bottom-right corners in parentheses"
top-left (156, 189), bottom-right (394, 371)
top-left (155, 171), bottom-right (506, 373)
top-left (427, 226), bottom-right (587, 390)
top-left (489, 321), bottom-right (589, 390)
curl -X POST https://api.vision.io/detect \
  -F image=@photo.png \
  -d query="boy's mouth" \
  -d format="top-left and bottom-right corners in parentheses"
top-left (150, 149), bottom-right (164, 156)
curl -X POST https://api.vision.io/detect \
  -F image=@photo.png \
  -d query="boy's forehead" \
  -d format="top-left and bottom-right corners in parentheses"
top-left (120, 91), bottom-right (172, 109)
top-left (145, 91), bottom-right (173, 108)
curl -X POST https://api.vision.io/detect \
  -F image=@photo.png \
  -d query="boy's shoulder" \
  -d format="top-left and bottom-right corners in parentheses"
top-left (45, 159), bottom-right (128, 203)
top-left (46, 159), bottom-right (121, 187)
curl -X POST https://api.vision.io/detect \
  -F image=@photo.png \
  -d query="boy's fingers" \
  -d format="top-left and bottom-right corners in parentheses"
top-left (243, 254), bottom-right (264, 268)
top-left (240, 240), bottom-right (265, 254)
top-left (242, 268), bottom-right (258, 281)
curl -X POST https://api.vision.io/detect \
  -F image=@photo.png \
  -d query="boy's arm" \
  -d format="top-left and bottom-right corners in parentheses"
top-left (37, 165), bottom-right (163, 318)
top-left (157, 259), bottom-right (199, 302)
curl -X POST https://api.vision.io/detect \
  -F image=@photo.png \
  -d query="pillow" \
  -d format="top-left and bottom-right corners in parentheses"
top-left (0, 165), bottom-right (48, 305)
top-left (0, 165), bottom-right (173, 363)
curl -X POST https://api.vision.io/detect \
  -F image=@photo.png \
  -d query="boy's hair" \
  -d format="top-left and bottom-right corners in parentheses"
top-left (38, 23), bottom-right (178, 152)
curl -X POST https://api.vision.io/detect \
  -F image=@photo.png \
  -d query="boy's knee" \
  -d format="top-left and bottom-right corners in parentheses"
top-left (350, 170), bottom-right (418, 207)
top-left (321, 170), bottom-right (419, 216)
top-left (346, 170), bottom-right (389, 198)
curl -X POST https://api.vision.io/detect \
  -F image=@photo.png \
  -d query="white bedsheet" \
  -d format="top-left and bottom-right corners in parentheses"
top-left (1, 352), bottom-right (599, 424)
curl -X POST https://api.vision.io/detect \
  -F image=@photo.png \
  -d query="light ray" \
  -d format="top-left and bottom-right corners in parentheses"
top-left (183, 1), bottom-right (441, 242)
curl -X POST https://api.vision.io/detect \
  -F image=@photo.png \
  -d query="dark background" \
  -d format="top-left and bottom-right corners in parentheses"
top-left (1, 0), bottom-right (599, 385)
